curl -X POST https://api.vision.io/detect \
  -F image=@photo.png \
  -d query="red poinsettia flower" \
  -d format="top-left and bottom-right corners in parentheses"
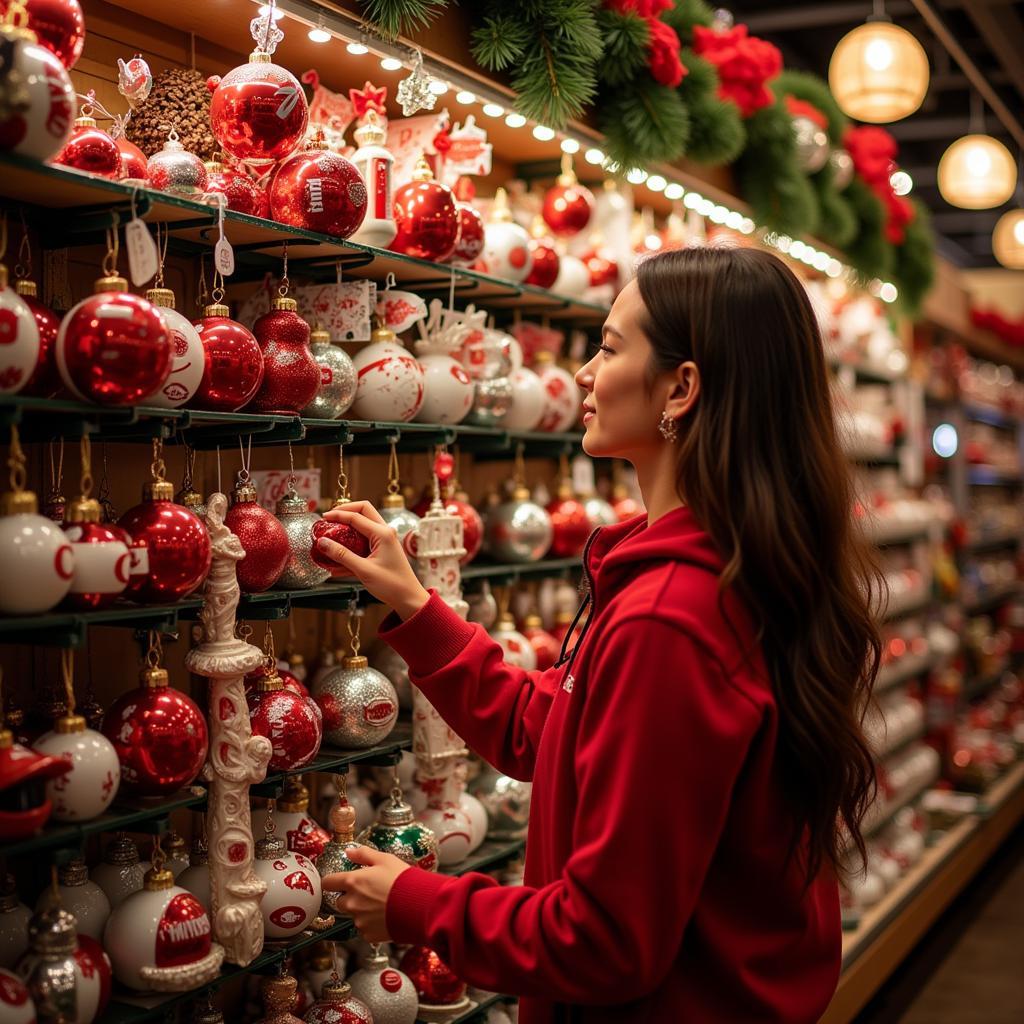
top-left (845, 125), bottom-right (916, 244)
top-left (692, 24), bottom-right (782, 118)
top-left (647, 19), bottom-right (685, 88)
top-left (785, 95), bottom-right (829, 131)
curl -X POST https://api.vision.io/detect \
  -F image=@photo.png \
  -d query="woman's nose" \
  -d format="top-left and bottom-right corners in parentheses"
top-left (575, 360), bottom-right (596, 391)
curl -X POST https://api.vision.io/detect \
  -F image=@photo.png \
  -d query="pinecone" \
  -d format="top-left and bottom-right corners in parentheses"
top-left (125, 66), bottom-right (218, 160)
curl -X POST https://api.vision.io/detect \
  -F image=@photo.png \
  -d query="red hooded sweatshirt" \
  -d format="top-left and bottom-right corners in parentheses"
top-left (379, 506), bottom-right (841, 1023)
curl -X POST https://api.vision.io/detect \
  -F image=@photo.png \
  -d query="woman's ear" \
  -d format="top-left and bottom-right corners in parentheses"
top-left (664, 361), bottom-right (700, 421)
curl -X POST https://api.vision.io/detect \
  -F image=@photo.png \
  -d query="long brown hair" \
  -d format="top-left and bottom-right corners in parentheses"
top-left (635, 245), bottom-right (880, 881)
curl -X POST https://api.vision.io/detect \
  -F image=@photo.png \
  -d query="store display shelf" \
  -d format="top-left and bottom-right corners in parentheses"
top-left (963, 403), bottom-right (1020, 430)
top-left (868, 521), bottom-right (938, 547)
top-left (964, 529), bottom-right (1022, 554)
top-left (967, 466), bottom-right (1023, 487)
top-left (862, 766), bottom-right (940, 844)
top-left (829, 358), bottom-right (903, 387)
top-left (0, 602), bottom-right (191, 647)
top-left (875, 724), bottom-right (927, 763)
top-left (461, 556), bottom-right (582, 586)
top-left (881, 589), bottom-right (932, 622)
top-left (0, 153), bottom-right (608, 323)
top-left (825, 762), bottom-right (1024, 1024)
top-left (875, 653), bottom-right (937, 695)
top-left (963, 582), bottom-right (1022, 616)
top-left (433, 992), bottom-right (511, 1024)
top-left (964, 667), bottom-right (1009, 702)
top-left (0, 787), bottom-right (208, 860)
top-left (443, 838), bottom-right (526, 878)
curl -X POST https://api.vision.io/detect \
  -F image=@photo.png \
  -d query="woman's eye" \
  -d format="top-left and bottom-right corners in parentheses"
top-left (599, 344), bottom-right (615, 356)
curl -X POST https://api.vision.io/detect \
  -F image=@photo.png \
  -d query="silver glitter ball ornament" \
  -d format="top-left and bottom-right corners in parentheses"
top-left (20, 897), bottom-right (79, 1024)
top-left (468, 764), bottom-right (531, 839)
top-left (583, 495), bottom-right (617, 529)
top-left (303, 328), bottom-right (357, 419)
top-left (358, 788), bottom-right (439, 871)
top-left (792, 115), bottom-right (829, 173)
top-left (348, 945), bottom-right (419, 1024)
top-left (146, 130), bottom-right (209, 196)
top-left (370, 644), bottom-right (413, 711)
top-left (315, 800), bottom-right (363, 912)
top-left (313, 657), bottom-right (398, 749)
top-left (276, 488), bottom-right (331, 589)
top-left (464, 375), bottom-right (513, 427)
top-left (379, 494), bottom-right (420, 546)
top-left (485, 487), bottom-right (552, 562)
top-left (829, 147), bottom-right (854, 190)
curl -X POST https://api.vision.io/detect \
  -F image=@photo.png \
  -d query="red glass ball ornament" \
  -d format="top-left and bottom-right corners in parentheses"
top-left (62, 500), bottom-right (130, 610)
top-left (56, 276), bottom-right (171, 405)
top-left (224, 480), bottom-right (290, 593)
top-left (104, 520), bottom-right (149, 591)
top-left (247, 674), bottom-right (321, 770)
top-left (546, 492), bottom-right (591, 558)
top-left (208, 58), bottom-right (309, 168)
top-left (191, 303), bottom-right (264, 411)
top-left (391, 159), bottom-right (459, 262)
top-left (525, 238), bottom-right (560, 290)
top-left (612, 490), bottom-right (643, 522)
top-left (203, 161), bottom-right (266, 217)
top-left (101, 666), bottom-right (208, 797)
top-left (446, 203), bottom-right (484, 268)
top-left (523, 618), bottom-right (561, 671)
top-left (117, 482), bottom-right (211, 602)
top-left (114, 134), bottom-right (147, 182)
top-left (54, 114), bottom-right (120, 177)
top-left (412, 493), bottom-right (483, 565)
top-left (249, 298), bottom-right (321, 414)
top-left (15, 280), bottom-right (60, 397)
top-left (269, 135), bottom-right (367, 238)
top-left (0, 0), bottom-right (86, 69)
top-left (542, 171), bottom-right (595, 238)
top-left (398, 946), bottom-right (466, 1006)
top-left (582, 249), bottom-right (619, 288)
top-left (279, 668), bottom-right (308, 698)
top-left (310, 517), bottom-right (370, 573)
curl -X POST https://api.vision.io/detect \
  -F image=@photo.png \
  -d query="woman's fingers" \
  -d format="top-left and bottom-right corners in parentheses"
top-left (324, 510), bottom-right (391, 544)
top-left (316, 537), bottom-right (369, 577)
top-left (324, 500), bottom-right (387, 526)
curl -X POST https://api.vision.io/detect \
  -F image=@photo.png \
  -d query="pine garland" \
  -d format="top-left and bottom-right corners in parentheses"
top-left (774, 69), bottom-right (847, 144)
top-left (844, 179), bottom-right (894, 282)
top-left (813, 164), bottom-right (857, 248)
top-left (678, 50), bottom-right (745, 166)
top-left (596, 8), bottom-right (650, 87)
top-left (601, 76), bottom-right (691, 170)
top-left (471, 0), bottom-right (602, 129)
top-left (358, 0), bottom-right (449, 40)
top-left (663, 0), bottom-right (715, 41)
top-left (892, 199), bottom-right (936, 315)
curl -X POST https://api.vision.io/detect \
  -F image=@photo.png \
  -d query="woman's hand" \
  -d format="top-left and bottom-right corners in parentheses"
top-left (316, 501), bottom-right (430, 620)
top-left (321, 846), bottom-right (410, 943)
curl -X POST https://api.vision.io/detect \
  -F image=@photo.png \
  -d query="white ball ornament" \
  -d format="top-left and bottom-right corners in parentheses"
top-left (350, 326), bottom-right (425, 423)
top-left (36, 859), bottom-right (111, 941)
top-left (489, 613), bottom-right (538, 670)
top-left (251, 826), bottom-right (323, 939)
top-left (534, 353), bottom-right (580, 433)
top-left (348, 944), bottom-right (419, 1024)
top-left (416, 801), bottom-right (475, 867)
top-left (176, 840), bottom-right (211, 913)
top-left (414, 353), bottom-right (474, 424)
top-left (139, 289), bottom-right (205, 407)
top-left (0, 880), bottom-right (31, 969)
top-left (503, 367), bottom-right (547, 431)
top-left (72, 935), bottom-right (114, 1024)
top-left (459, 789), bottom-right (488, 852)
top-left (0, 34), bottom-right (75, 162)
top-left (90, 835), bottom-right (146, 909)
top-left (34, 711), bottom-right (120, 823)
top-left (0, 967), bottom-right (34, 1024)
top-left (483, 190), bottom-right (533, 283)
top-left (0, 271), bottom-right (40, 395)
top-left (552, 253), bottom-right (590, 298)
top-left (583, 494), bottom-right (618, 529)
top-left (0, 485), bottom-right (73, 613)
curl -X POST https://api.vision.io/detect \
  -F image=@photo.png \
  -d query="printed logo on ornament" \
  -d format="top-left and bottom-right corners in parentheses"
top-left (155, 894), bottom-right (211, 967)
top-left (363, 698), bottom-right (397, 726)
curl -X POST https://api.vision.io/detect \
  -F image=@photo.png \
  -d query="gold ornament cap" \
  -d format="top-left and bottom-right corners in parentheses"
top-left (371, 325), bottom-right (397, 345)
top-left (310, 326), bottom-right (331, 344)
top-left (278, 777), bottom-right (310, 813)
top-left (253, 668), bottom-right (284, 693)
top-left (261, 974), bottom-right (298, 1012)
top-left (248, 50), bottom-right (272, 64)
top-left (411, 154), bottom-right (434, 182)
top-left (104, 834), bottom-right (140, 865)
top-left (378, 791), bottom-right (414, 827)
top-left (94, 274), bottom-right (128, 294)
top-left (534, 350), bottom-right (554, 365)
top-left (556, 480), bottom-right (574, 500)
top-left (55, 714), bottom-right (86, 735)
top-left (512, 485), bottom-right (532, 501)
top-left (204, 160), bottom-right (223, 173)
top-left (524, 613), bottom-right (543, 629)
top-left (498, 611), bottom-right (516, 630)
top-left (140, 666), bottom-right (169, 688)
top-left (14, 278), bottom-right (36, 297)
top-left (203, 302), bottom-right (230, 318)
top-left (65, 496), bottom-right (102, 524)
top-left (329, 801), bottom-right (357, 840)
top-left (145, 287), bottom-right (176, 309)
top-left (74, 113), bottom-right (98, 130)
top-left (342, 654), bottom-right (368, 670)
top-left (164, 830), bottom-right (187, 856)
top-left (354, 110), bottom-right (386, 148)
top-left (382, 493), bottom-right (405, 509)
top-left (273, 295), bottom-right (299, 312)
top-left (231, 479), bottom-right (258, 504)
top-left (490, 187), bottom-right (513, 224)
top-left (143, 865), bottom-right (175, 891)
top-left (144, 480), bottom-right (175, 501)
top-left (0, 265), bottom-right (8, 290)
top-left (176, 486), bottom-right (204, 511)
top-left (1, 489), bottom-right (39, 515)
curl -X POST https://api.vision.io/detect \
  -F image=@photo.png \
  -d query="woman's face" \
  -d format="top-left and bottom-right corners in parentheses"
top-left (575, 280), bottom-right (667, 460)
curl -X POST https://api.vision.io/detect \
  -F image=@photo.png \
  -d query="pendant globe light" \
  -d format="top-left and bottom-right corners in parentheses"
top-left (829, 2), bottom-right (929, 123)
top-left (993, 209), bottom-right (1024, 268)
top-left (938, 97), bottom-right (1017, 211)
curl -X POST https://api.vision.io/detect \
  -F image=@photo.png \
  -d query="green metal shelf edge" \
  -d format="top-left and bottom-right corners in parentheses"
top-left (442, 838), bottom-right (526, 878)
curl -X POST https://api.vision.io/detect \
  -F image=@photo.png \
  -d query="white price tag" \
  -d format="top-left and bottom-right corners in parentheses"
top-left (125, 217), bottom-right (159, 286)
top-left (214, 199), bottom-right (235, 276)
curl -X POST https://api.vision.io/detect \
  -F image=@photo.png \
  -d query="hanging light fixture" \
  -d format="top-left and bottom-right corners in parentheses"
top-left (829, 1), bottom-right (929, 123)
top-left (938, 133), bottom-right (1016, 210)
top-left (992, 209), bottom-right (1024, 268)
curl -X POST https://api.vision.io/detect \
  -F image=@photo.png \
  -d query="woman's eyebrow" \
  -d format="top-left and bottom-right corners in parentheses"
top-left (602, 325), bottom-right (624, 339)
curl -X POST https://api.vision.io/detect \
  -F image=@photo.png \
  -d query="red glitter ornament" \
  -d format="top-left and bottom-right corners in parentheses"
top-left (391, 156), bottom-right (459, 262)
top-left (542, 156), bottom-right (594, 238)
top-left (522, 615), bottom-right (561, 671)
top-left (249, 297), bottom-right (321, 414)
top-left (398, 946), bottom-right (466, 1006)
top-left (117, 480), bottom-right (211, 602)
top-left (310, 516), bottom-right (370, 574)
top-left (546, 487), bottom-right (591, 558)
top-left (433, 452), bottom-right (455, 483)
top-left (54, 111), bottom-right (120, 177)
top-left (269, 132), bottom-right (368, 238)
top-left (101, 664), bottom-right (208, 797)
top-left (203, 159), bottom-right (266, 217)
top-left (247, 669), bottom-right (321, 770)
top-left (611, 484), bottom-right (643, 522)
top-left (15, 279), bottom-right (60, 397)
top-left (0, 0), bottom-right (85, 69)
top-left (191, 302), bottom-right (264, 411)
top-left (113, 133), bottom-right (147, 182)
top-left (56, 275), bottom-right (171, 405)
top-left (304, 978), bottom-right (373, 1024)
top-left (224, 476), bottom-right (290, 593)
top-left (412, 491), bottom-right (482, 565)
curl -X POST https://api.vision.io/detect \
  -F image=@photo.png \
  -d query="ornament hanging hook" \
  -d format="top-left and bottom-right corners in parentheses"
top-left (346, 605), bottom-right (361, 657)
top-left (146, 629), bottom-right (163, 668)
top-left (79, 435), bottom-right (93, 498)
top-left (150, 437), bottom-right (167, 483)
top-left (386, 441), bottom-right (400, 496)
top-left (49, 438), bottom-right (64, 496)
top-left (287, 440), bottom-right (296, 490)
top-left (6, 425), bottom-right (26, 495)
top-left (103, 213), bottom-right (121, 278)
top-left (336, 442), bottom-right (349, 502)
top-left (238, 434), bottom-right (253, 484)
top-left (279, 242), bottom-right (289, 297)
top-left (14, 208), bottom-right (30, 281)
top-left (60, 648), bottom-right (76, 717)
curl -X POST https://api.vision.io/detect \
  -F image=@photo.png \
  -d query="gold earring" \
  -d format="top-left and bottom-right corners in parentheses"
top-left (658, 411), bottom-right (678, 442)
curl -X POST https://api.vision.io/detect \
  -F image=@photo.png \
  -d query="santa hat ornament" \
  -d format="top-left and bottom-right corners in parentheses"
top-left (305, 974), bottom-right (374, 1024)
top-left (102, 837), bottom-right (223, 991)
top-left (251, 775), bottom-right (330, 859)
top-left (358, 780), bottom-right (439, 872)
top-left (251, 802), bottom-right (323, 940)
top-left (413, 299), bottom-right (475, 425)
top-left (314, 777), bottom-right (364, 915)
top-left (398, 945), bottom-right (470, 1019)
top-left (348, 943), bottom-right (419, 1024)
top-left (90, 833), bottom-right (146, 909)
top-left (35, 857), bottom-right (110, 942)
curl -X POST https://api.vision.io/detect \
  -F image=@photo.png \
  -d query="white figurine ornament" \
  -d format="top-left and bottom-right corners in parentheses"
top-left (413, 298), bottom-right (478, 424)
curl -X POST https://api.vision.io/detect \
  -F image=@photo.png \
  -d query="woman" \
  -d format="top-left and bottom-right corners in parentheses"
top-left (318, 246), bottom-right (880, 1023)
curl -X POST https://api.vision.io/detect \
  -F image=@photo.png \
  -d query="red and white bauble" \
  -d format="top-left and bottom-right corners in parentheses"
top-left (73, 934), bottom-right (113, 1024)
top-left (62, 498), bottom-right (130, 609)
top-left (224, 476), bottom-right (290, 593)
top-left (552, 253), bottom-right (590, 298)
top-left (102, 867), bottom-right (219, 991)
top-left (249, 297), bottom-right (321, 415)
top-left (16, 278), bottom-right (60, 396)
top-left (414, 353), bottom-right (473, 424)
top-left (535, 355), bottom-right (580, 433)
top-left (502, 366), bottom-right (547, 431)
top-left (0, 487), bottom-right (73, 613)
top-left (0, 967), bottom-right (34, 1024)
top-left (0, 28), bottom-right (74, 162)
top-left (57, 275), bottom-right (171, 405)
top-left (417, 800), bottom-right (474, 867)
top-left (5, 0), bottom-right (86, 69)
top-left (246, 670), bottom-right (321, 771)
top-left (348, 948), bottom-right (419, 1024)
top-left (542, 159), bottom-right (595, 238)
top-left (582, 246), bottom-right (619, 289)
top-left (398, 946), bottom-right (468, 1010)
top-left (202, 160), bottom-right (266, 217)
top-left (54, 112), bottom-right (120, 177)
top-left (489, 613), bottom-right (537, 671)
top-left (482, 188), bottom-right (532, 283)
top-left (251, 786), bottom-right (331, 859)
top-left (391, 156), bottom-right (459, 263)
top-left (34, 713), bottom-right (120, 822)
top-left (522, 615), bottom-right (561, 671)
top-left (350, 326), bottom-right (425, 422)
top-left (191, 302), bottom-right (264, 411)
top-left (305, 977), bottom-right (374, 1024)
top-left (139, 289), bottom-right (205, 407)
top-left (251, 833), bottom-right (322, 939)
top-left (0, 270), bottom-right (40, 395)
top-left (349, 111), bottom-right (395, 247)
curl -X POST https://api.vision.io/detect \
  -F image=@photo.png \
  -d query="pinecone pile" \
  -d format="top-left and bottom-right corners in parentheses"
top-left (125, 66), bottom-right (218, 160)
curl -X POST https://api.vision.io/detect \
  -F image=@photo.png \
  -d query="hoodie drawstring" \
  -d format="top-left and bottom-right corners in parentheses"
top-left (553, 592), bottom-right (592, 670)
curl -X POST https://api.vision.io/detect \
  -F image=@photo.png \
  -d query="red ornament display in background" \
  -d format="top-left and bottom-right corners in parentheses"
top-left (391, 155), bottom-right (460, 262)
top-left (62, 497), bottom-right (130, 610)
top-left (113, 133), bottom-right (147, 182)
top-left (203, 160), bottom-right (267, 217)
top-left (542, 156), bottom-right (595, 238)
top-left (74, 934), bottom-right (112, 1023)
top-left (249, 297), bottom-right (321, 414)
top-left (54, 111), bottom-right (120, 177)
top-left (0, 0), bottom-right (85, 68)
top-left (412, 491), bottom-right (483, 565)
top-left (447, 178), bottom-right (485, 268)
top-left (0, 268), bottom-right (40, 395)
top-left (581, 247), bottom-right (619, 288)
top-left (117, 479), bottom-right (211, 602)
top-left (269, 132), bottom-right (368, 237)
top-left (398, 946), bottom-right (467, 1006)
top-left (191, 302), bottom-right (264, 411)
top-left (101, 662), bottom-right (208, 797)
top-left (246, 669), bottom-right (321, 771)
top-left (225, 475), bottom-right (290, 593)
top-left (56, 276), bottom-right (171, 405)
top-left (525, 224), bottom-right (560, 290)
top-left (311, 517), bottom-right (370, 573)
top-left (546, 486), bottom-right (591, 558)
top-left (522, 614), bottom-right (561, 671)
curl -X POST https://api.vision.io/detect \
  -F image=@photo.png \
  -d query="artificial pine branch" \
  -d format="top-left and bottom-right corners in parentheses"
top-left (677, 50), bottom-right (717, 102)
top-left (601, 78), bottom-right (690, 169)
top-left (663, 0), bottom-right (715, 42)
top-left (359, 0), bottom-right (448, 40)
top-left (685, 92), bottom-right (746, 165)
top-left (774, 69), bottom-right (848, 144)
top-left (844, 179), bottom-right (894, 281)
top-left (892, 200), bottom-right (935, 315)
top-left (813, 166), bottom-right (857, 248)
top-left (597, 8), bottom-right (650, 86)
top-left (471, 14), bottom-right (529, 71)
